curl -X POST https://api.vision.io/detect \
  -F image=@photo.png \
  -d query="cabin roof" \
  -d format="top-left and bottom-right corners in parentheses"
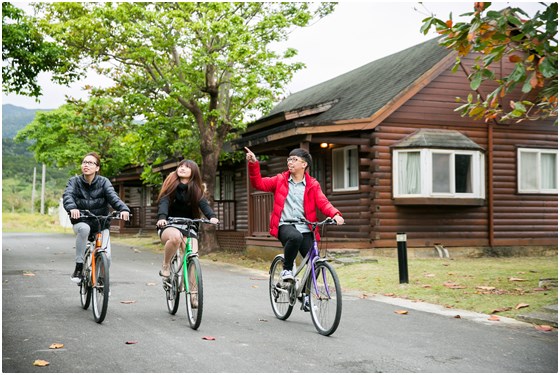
top-left (253, 37), bottom-right (452, 127)
top-left (391, 129), bottom-right (485, 150)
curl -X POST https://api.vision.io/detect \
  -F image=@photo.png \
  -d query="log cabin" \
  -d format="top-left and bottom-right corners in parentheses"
top-left (111, 37), bottom-right (557, 257)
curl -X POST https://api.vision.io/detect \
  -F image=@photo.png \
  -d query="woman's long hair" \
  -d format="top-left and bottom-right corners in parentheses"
top-left (157, 159), bottom-right (204, 217)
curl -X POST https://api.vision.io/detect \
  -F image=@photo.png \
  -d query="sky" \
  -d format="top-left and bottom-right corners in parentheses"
top-left (1, 1), bottom-right (546, 110)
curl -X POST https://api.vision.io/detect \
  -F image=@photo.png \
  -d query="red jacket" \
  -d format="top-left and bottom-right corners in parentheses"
top-left (248, 161), bottom-right (341, 240)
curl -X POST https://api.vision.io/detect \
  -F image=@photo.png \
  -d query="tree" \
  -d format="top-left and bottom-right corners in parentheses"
top-left (15, 97), bottom-right (137, 177)
top-left (31, 2), bottom-right (336, 252)
top-left (421, 2), bottom-right (557, 124)
top-left (2, 2), bottom-right (81, 98)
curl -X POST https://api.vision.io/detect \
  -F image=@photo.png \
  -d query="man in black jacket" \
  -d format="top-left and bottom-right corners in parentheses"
top-left (63, 152), bottom-right (130, 282)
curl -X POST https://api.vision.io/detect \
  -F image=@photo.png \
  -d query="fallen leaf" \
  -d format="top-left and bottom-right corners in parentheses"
top-left (423, 273), bottom-right (435, 278)
top-left (259, 318), bottom-right (268, 322)
top-left (23, 272), bottom-right (35, 277)
top-left (454, 315), bottom-right (461, 319)
top-left (515, 303), bottom-right (529, 310)
top-left (384, 293), bottom-right (395, 297)
top-left (394, 310), bottom-right (408, 315)
top-left (202, 336), bottom-right (216, 341)
top-left (422, 285), bottom-right (432, 288)
top-left (33, 360), bottom-right (49, 367)
top-left (359, 293), bottom-right (368, 299)
top-left (120, 300), bottom-right (136, 304)
top-left (443, 282), bottom-right (466, 289)
top-left (49, 343), bottom-right (64, 349)
top-left (508, 277), bottom-right (527, 282)
top-left (533, 287), bottom-right (547, 292)
top-left (125, 341), bottom-right (138, 345)
top-left (535, 325), bottom-right (554, 332)
top-left (490, 307), bottom-right (512, 314)
top-left (476, 286), bottom-right (496, 291)
top-left (146, 282), bottom-right (156, 286)
top-left (251, 285), bottom-right (258, 288)
top-left (488, 315), bottom-right (501, 321)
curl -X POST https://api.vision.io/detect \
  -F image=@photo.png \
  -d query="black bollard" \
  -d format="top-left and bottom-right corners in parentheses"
top-left (396, 233), bottom-right (409, 284)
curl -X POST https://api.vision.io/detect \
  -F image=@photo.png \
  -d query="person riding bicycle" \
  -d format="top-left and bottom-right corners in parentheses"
top-left (245, 147), bottom-right (344, 282)
top-left (156, 159), bottom-right (219, 278)
top-left (63, 152), bottom-right (130, 282)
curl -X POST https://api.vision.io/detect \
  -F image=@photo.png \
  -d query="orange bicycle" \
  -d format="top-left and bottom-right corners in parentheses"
top-left (77, 210), bottom-right (125, 323)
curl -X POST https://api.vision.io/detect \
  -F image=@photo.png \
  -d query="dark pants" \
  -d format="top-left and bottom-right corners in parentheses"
top-left (277, 224), bottom-right (313, 271)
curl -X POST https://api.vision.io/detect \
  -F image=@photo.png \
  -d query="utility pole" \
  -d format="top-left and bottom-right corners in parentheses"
top-left (31, 167), bottom-right (37, 213)
top-left (40, 163), bottom-right (46, 214)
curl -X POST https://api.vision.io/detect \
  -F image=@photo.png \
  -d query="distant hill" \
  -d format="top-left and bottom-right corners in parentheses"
top-left (2, 104), bottom-right (53, 139)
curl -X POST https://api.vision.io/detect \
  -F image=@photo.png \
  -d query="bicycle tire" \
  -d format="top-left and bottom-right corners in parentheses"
top-left (269, 255), bottom-right (293, 320)
top-left (185, 255), bottom-right (203, 330)
top-left (80, 250), bottom-right (92, 309)
top-left (166, 254), bottom-right (181, 315)
top-left (91, 252), bottom-right (110, 323)
top-left (309, 261), bottom-right (342, 336)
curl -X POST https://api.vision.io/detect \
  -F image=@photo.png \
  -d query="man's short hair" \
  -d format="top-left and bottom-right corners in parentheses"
top-left (289, 148), bottom-right (312, 170)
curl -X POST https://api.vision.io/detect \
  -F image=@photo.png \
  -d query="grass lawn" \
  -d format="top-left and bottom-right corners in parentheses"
top-left (3, 212), bottom-right (557, 321)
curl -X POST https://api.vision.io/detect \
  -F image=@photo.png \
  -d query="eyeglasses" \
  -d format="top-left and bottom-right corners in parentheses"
top-left (82, 160), bottom-right (98, 166)
top-left (286, 157), bottom-right (304, 163)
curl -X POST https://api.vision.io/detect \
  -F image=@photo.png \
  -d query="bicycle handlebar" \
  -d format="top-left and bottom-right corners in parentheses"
top-left (165, 217), bottom-right (217, 226)
top-left (284, 217), bottom-right (339, 226)
top-left (78, 210), bottom-right (128, 220)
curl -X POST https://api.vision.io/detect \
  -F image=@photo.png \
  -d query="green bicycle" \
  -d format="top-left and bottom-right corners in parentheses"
top-left (162, 217), bottom-right (215, 330)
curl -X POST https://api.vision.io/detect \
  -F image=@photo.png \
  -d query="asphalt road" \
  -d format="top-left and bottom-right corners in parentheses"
top-left (2, 233), bottom-right (558, 373)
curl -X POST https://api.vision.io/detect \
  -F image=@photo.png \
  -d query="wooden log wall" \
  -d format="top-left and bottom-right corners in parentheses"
top-left (369, 54), bottom-right (557, 248)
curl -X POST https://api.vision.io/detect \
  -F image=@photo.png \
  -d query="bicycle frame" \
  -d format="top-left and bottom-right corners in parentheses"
top-left (291, 222), bottom-right (333, 303)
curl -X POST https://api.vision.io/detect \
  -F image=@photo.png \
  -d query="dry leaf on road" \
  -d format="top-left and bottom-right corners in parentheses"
top-left (49, 343), bottom-right (64, 349)
top-left (394, 310), bottom-right (408, 315)
top-left (33, 360), bottom-right (49, 367)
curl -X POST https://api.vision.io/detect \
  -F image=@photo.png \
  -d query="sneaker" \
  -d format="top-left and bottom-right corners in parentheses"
top-left (71, 263), bottom-right (83, 283)
top-left (281, 269), bottom-right (294, 281)
top-left (159, 265), bottom-right (170, 278)
top-left (303, 296), bottom-right (317, 313)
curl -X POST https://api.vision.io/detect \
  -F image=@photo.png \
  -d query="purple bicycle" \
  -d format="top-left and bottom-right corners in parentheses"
top-left (268, 217), bottom-right (342, 336)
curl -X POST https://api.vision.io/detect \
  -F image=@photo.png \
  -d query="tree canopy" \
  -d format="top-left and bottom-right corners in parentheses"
top-left (2, 2), bottom-right (81, 98)
top-left (421, 2), bottom-right (557, 124)
top-left (27, 2), bottom-right (335, 189)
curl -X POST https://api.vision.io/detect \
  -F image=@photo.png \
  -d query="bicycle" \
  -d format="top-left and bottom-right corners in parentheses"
top-left (77, 210), bottom-right (125, 323)
top-left (161, 217), bottom-right (216, 330)
top-left (269, 217), bottom-right (343, 336)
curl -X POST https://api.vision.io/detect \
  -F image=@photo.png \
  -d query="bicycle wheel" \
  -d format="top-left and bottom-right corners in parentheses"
top-left (166, 254), bottom-right (181, 315)
top-left (309, 261), bottom-right (342, 336)
top-left (80, 250), bottom-right (92, 309)
top-left (269, 255), bottom-right (293, 320)
top-left (91, 252), bottom-right (110, 323)
top-left (185, 255), bottom-right (203, 330)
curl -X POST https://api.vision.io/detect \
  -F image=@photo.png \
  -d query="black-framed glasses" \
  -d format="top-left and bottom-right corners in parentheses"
top-left (82, 160), bottom-right (98, 166)
top-left (287, 157), bottom-right (304, 163)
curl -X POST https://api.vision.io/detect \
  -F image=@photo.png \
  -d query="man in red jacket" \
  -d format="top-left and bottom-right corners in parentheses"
top-left (245, 147), bottom-right (344, 281)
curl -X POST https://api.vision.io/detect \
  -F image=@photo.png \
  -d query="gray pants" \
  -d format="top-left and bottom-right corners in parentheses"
top-left (73, 222), bottom-right (111, 266)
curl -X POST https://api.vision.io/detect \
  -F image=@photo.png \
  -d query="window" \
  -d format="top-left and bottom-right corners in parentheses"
top-left (393, 149), bottom-right (485, 199)
top-left (332, 146), bottom-right (359, 191)
top-left (215, 171), bottom-right (234, 200)
top-left (518, 148), bottom-right (557, 194)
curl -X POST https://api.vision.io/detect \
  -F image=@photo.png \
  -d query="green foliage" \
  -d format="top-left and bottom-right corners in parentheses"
top-left (31, 2), bottom-right (336, 199)
top-left (421, 2), bottom-right (558, 124)
top-left (2, 139), bottom-right (71, 213)
top-left (15, 97), bottom-right (138, 177)
top-left (2, 2), bottom-right (81, 98)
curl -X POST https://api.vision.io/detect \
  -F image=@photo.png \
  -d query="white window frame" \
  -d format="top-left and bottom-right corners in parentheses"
top-left (517, 148), bottom-right (558, 194)
top-left (393, 148), bottom-right (485, 199)
top-left (332, 146), bottom-right (359, 192)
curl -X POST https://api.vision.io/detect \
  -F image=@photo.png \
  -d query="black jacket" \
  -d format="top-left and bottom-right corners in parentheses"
top-left (157, 183), bottom-right (216, 221)
top-left (63, 174), bottom-right (130, 228)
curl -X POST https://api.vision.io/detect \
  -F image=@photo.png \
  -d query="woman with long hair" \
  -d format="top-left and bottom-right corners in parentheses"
top-left (156, 159), bottom-right (219, 278)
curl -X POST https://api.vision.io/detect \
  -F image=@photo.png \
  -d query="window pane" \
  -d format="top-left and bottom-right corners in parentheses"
top-left (348, 148), bottom-right (358, 188)
top-left (455, 154), bottom-right (472, 193)
top-left (398, 152), bottom-right (420, 194)
top-left (541, 153), bottom-right (557, 189)
top-left (520, 152), bottom-right (538, 190)
top-left (333, 150), bottom-right (344, 190)
top-left (432, 153), bottom-right (450, 193)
